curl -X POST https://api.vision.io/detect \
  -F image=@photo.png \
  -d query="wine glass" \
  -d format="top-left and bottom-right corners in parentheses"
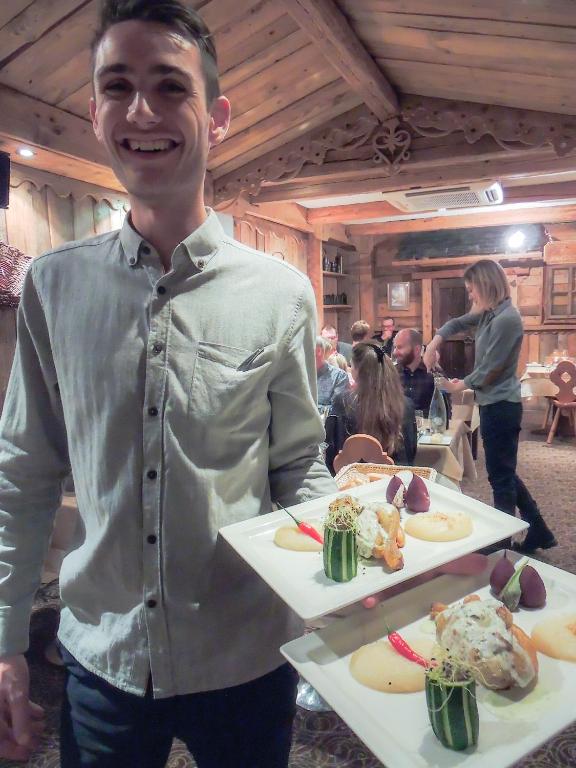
top-left (415, 409), bottom-right (425, 437)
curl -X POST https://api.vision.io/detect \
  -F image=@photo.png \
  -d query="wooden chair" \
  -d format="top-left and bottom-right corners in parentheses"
top-left (332, 434), bottom-right (394, 474)
top-left (546, 361), bottom-right (576, 445)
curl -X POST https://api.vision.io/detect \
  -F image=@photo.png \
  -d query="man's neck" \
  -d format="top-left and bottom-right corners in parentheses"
top-left (407, 355), bottom-right (422, 373)
top-left (129, 195), bottom-right (207, 272)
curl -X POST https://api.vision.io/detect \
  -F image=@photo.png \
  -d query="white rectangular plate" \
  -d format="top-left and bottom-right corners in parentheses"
top-left (418, 435), bottom-right (453, 445)
top-left (281, 552), bottom-right (576, 768)
top-left (219, 475), bottom-right (527, 620)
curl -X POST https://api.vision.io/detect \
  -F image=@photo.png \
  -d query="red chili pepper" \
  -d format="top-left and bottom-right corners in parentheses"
top-left (277, 503), bottom-right (324, 545)
top-left (384, 621), bottom-right (435, 668)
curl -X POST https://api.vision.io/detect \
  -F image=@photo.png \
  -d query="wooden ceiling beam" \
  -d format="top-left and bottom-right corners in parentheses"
top-left (251, 151), bottom-right (576, 204)
top-left (348, 205), bottom-right (576, 236)
top-left (0, 84), bottom-right (105, 165)
top-left (284, 0), bottom-right (398, 121)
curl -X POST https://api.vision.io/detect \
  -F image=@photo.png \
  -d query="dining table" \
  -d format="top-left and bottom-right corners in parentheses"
top-left (415, 417), bottom-right (477, 484)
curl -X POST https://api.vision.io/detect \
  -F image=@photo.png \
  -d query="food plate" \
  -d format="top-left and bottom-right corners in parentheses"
top-left (281, 551), bottom-right (576, 768)
top-left (219, 476), bottom-right (527, 620)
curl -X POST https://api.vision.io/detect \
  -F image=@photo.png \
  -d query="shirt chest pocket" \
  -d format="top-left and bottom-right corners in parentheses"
top-left (188, 342), bottom-right (272, 425)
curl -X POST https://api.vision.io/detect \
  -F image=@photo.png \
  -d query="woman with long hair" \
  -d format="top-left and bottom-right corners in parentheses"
top-left (424, 259), bottom-right (556, 554)
top-left (325, 342), bottom-right (417, 472)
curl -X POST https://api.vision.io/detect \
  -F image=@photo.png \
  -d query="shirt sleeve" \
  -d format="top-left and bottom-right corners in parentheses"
top-left (0, 265), bottom-right (70, 656)
top-left (436, 311), bottom-right (482, 339)
top-left (268, 281), bottom-right (336, 506)
top-left (463, 313), bottom-right (522, 391)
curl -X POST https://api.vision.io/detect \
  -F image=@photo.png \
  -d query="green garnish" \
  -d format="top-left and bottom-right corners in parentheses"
top-left (498, 557), bottom-right (529, 611)
top-left (325, 495), bottom-right (361, 532)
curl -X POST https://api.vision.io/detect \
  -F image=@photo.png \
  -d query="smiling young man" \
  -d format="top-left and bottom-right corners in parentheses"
top-left (0, 1), bottom-right (335, 766)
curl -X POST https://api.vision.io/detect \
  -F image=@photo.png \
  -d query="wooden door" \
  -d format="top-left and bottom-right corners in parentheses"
top-left (432, 278), bottom-right (475, 380)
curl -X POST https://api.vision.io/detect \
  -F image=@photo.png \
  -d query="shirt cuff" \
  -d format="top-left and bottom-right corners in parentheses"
top-left (0, 603), bottom-right (32, 657)
top-left (463, 374), bottom-right (477, 390)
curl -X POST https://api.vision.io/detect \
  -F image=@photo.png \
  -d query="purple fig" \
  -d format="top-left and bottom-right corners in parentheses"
top-left (405, 474), bottom-right (430, 513)
top-left (490, 553), bottom-right (515, 594)
top-left (386, 475), bottom-right (405, 508)
top-left (519, 565), bottom-right (547, 609)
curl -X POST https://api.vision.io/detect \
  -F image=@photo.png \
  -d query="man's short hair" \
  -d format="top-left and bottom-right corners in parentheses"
top-left (92, 0), bottom-right (221, 105)
top-left (403, 328), bottom-right (423, 347)
top-left (316, 336), bottom-right (333, 354)
top-left (321, 324), bottom-right (337, 335)
top-left (350, 320), bottom-right (370, 342)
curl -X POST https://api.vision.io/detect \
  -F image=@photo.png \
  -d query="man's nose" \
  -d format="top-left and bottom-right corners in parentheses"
top-left (126, 92), bottom-right (161, 127)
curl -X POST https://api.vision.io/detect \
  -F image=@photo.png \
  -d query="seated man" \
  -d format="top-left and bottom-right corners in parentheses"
top-left (321, 323), bottom-right (352, 363)
top-left (316, 337), bottom-right (350, 409)
top-left (350, 319), bottom-right (370, 346)
top-left (372, 316), bottom-right (397, 357)
top-left (393, 328), bottom-right (451, 418)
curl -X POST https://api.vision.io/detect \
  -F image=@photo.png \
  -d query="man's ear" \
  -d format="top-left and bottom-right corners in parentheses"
top-left (208, 96), bottom-right (231, 148)
top-left (90, 97), bottom-right (102, 141)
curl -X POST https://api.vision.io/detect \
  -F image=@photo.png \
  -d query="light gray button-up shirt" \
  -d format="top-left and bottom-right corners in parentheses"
top-left (0, 210), bottom-right (336, 697)
top-left (437, 297), bottom-right (523, 406)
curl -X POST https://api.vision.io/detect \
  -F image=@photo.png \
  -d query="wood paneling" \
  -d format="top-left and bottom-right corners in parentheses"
top-left (232, 214), bottom-right (309, 274)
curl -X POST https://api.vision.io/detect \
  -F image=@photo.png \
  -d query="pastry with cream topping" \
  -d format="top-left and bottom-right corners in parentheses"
top-left (431, 595), bottom-right (538, 690)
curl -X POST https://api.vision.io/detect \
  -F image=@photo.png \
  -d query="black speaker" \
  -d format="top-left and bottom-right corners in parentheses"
top-left (0, 152), bottom-right (9, 209)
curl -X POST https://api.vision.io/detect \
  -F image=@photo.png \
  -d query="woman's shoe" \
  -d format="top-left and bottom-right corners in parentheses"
top-left (513, 527), bottom-right (557, 555)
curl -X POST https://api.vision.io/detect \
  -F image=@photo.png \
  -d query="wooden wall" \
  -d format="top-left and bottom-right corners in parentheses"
top-left (365, 223), bottom-right (576, 376)
top-left (234, 214), bottom-right (309, 274)
top-left (0, 164), bottom-right (128, 408)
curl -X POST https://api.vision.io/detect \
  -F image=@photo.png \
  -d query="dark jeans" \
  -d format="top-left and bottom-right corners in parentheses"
top-left (479, 400), bottom-right (542, 523)
top-left (59, 646), bottom-right (298, 768)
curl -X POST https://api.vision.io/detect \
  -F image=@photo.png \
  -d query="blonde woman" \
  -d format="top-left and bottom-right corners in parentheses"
top-left (424, 259), bottom-right (556, 554)
top-left (325, 342), bottom-right (417, 472)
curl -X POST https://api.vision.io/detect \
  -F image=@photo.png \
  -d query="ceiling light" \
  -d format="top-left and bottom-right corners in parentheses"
top-left (17, 147), bottom-right (35, 158)
top-left (507, 230), bottom-right (526, 249)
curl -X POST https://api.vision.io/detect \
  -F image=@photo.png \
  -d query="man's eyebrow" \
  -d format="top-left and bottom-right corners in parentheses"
top-left (95, 63), bottom-right (190, 79)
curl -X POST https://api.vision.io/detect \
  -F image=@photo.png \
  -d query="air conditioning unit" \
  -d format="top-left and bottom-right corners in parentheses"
top-left (385, 182), bottom-right (503, 213)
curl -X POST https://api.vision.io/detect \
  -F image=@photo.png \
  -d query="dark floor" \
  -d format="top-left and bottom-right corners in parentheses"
top-left (3, 410), bottom-right (575, 768)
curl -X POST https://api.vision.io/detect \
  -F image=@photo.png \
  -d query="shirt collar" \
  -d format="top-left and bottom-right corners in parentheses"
top-left (119, 208), bottom-right (224, 271)
top-left (489, 297), bottom-right (511, 318)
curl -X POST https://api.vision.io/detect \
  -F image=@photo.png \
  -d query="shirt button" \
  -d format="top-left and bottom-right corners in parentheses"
top-left (147, 534), bottom-right (157, 544)
top-left (146, 599), bottom-right (157, 609)
top-left (152, 343), bottom-right (163, 354)
top-left (147, 469), bottom-right (157, 480)
top-left (197, 259), bottom-right (205, 269)
top-left (128, 257), bottom-right (137, 266)
top-left (148, 406), bottom-right (158, 417)
top-left (157, 286), bottom-right (166, 295)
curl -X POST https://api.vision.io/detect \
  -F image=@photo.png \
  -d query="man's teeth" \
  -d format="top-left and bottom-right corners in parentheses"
top-left (126, 139), bottom-right (174, 152)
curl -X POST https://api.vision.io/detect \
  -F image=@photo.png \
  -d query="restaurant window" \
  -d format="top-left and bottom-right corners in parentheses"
top-left (544, 264), bottom-right (576, 321)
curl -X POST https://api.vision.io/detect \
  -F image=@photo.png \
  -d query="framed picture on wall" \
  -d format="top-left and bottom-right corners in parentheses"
top-left (387, 281), bottom-right (410, 310)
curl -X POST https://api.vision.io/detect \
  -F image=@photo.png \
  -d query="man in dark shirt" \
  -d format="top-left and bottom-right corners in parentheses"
top-left (372, 317), bottom-right (397, 357)
top-left (393, 328), bottom-right (451, 418)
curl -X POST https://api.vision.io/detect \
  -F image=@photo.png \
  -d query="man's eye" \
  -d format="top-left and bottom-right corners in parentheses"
top-left (161, 81), bottom-right (186, 94)
top-left (103, 81), bottom-right (131, 94)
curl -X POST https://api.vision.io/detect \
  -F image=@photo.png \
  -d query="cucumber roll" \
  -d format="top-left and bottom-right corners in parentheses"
top-left (323, 495), bottom-right (361, 583)
top-left (425, 666), bottom-right (479, 751)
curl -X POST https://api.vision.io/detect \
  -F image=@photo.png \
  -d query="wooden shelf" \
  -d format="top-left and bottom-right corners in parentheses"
top-left (323, 305), bottom-right (352, 311)
top-left (323, 271), bottom-right (350, 279)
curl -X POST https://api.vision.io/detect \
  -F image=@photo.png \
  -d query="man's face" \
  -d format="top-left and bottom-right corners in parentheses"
top-left (90, 21), bottom-right (230, 205)
top-left (381, 319), bottom-right (395, 339)
top-left (393, 332), bottom-right (417, 367)
top-left (321, 328), bottom-right (338, 351)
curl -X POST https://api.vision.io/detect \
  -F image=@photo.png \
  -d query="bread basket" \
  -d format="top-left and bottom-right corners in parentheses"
top-left (334, 463), bottom-right (437, 490)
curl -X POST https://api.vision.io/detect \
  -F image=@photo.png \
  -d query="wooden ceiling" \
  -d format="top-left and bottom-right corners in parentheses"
top-left (1, 0), bottom-right (576, 229)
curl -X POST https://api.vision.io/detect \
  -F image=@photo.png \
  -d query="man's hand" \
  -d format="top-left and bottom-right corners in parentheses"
top-left (0, 655), bottom-right (45, 761)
